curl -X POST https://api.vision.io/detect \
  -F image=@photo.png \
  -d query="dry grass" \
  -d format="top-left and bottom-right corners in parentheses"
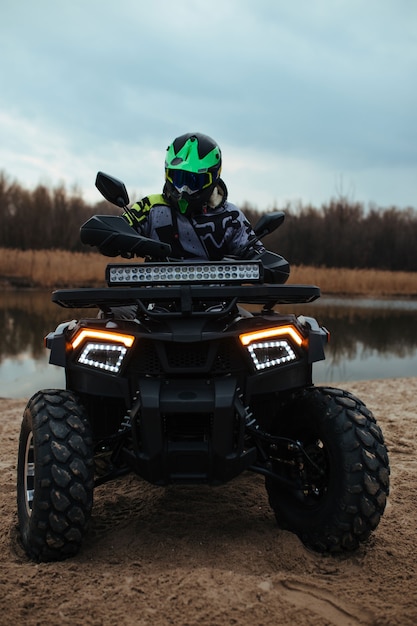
top-left (289, 265), bottom-right (417, 297)
top-left (1, 248), bottom-right (417, 297)
top-left (0, 248), bottom-right (109, 289)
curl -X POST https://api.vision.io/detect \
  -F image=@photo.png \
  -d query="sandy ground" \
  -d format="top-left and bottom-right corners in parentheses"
top-left (1, 378), bottom-right (416, 626)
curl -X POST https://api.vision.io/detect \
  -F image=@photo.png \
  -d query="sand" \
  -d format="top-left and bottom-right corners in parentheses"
top-left (1, 378), bottom-right (416, 625)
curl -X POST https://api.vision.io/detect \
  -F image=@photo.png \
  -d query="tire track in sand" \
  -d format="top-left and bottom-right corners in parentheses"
top-left (266, 578), bottom-right (375, 625)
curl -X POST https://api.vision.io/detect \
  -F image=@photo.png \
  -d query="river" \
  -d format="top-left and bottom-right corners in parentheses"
top-left (1, 290), bottom-right (416, 399)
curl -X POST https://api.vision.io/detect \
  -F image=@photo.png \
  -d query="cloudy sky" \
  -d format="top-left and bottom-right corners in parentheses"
top-left (1, 0), bottom-right (416, 210)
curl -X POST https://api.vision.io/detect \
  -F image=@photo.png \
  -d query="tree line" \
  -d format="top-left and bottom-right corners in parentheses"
top-left (1, 172), bottom-right (416, 271)
top-left (244, 200), bottom-right (417, 272)
top-left (0, 172), bottom-right (113, 252)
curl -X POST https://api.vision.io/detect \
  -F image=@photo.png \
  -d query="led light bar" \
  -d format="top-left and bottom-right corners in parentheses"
top-left (78, 343), bottom-right (127, 373)
top-left (71, 329), bottom-right (135, 350)
top-left (239, 325), bottom-right (304, 347)
top-left (247, 340), bottom-right (297, 370)
top-left (106, 261), bottom-right (262, 285)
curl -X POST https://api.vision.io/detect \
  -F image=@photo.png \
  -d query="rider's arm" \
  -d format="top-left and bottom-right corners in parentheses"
top-left (123, 194), bottom-right (169, 233)
top-left (225, 205), bottom-right (290, 283)
top-left (226, 205), bottom-right (266, 258)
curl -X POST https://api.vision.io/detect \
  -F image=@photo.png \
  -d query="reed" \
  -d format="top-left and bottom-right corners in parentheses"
top-left (0, 248), bottom-right (109, 289)
top-left (289, 265), bottom-right (417, 297)
top-left (0, 248), bottom-right (416, 297)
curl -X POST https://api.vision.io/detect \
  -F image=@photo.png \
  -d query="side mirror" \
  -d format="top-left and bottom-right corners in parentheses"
top-left (95, 172), bottom-right (130, 208)
top-left (254, 211), bottom-right (285, 238)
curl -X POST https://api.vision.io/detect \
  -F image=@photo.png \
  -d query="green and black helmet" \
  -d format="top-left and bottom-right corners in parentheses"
top-left (164, 132), bottom-right (222, 215)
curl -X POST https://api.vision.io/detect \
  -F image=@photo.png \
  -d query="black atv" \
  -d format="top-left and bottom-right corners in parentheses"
top-left (16, 173), bottom-right (390, 562)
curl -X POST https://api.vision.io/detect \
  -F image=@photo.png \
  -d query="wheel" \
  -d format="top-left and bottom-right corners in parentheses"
top-left (265, 386), bottom-right (390, 553)
top-left (17, 389), bottom-right (94, 561)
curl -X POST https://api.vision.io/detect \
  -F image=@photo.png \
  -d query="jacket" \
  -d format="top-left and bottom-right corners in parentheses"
top-left (124, 179), bottom-right (264, 261)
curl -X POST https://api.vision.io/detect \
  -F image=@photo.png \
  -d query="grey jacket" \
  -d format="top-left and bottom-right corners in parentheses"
top-left (126, 181), bottom-right (264, 261)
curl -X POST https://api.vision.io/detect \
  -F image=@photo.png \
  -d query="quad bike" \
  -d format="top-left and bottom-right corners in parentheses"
top-left (17, 173), bottom-right (390, 562)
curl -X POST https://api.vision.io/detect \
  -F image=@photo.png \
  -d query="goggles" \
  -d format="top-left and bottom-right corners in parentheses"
top-left (167, 169), bottom-right (213, 195)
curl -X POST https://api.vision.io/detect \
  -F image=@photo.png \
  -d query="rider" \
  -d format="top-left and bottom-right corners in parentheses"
top-left (124, 132), bottom-right (268, 262)
top-left (106, 133), bottom-right (289, 319)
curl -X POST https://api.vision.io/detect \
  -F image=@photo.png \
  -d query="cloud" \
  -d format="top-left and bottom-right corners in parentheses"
top-left (0, 0), bottom-right (416, 207)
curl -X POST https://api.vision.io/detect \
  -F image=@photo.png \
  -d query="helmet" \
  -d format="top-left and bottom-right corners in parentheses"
top-left (164, 132), bottom-right (222, 215)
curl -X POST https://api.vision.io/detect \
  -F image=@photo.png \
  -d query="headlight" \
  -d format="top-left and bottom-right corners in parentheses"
top-left (239, 325), bottom-right (304, 371)
top-left (246, 340), bottom-right (297, 370)
top-left (78, 343), bottom-right (127, 373)
top-left (70, 328), bottom-right (135, 374)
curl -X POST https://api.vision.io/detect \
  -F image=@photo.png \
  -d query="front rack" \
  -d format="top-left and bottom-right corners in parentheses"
top-left (52, 283), bottom-right (321, 314)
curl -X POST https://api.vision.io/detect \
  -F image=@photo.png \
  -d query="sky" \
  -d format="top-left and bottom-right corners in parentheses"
top-left (1, 0), bottom-right (416, 211)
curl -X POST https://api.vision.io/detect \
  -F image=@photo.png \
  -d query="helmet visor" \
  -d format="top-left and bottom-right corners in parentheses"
top-left (167, 169), bottom-right (212, 195)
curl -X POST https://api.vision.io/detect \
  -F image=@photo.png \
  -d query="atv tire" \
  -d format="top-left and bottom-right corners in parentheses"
top-left (17, 389), bottom-right (94, 561)
top-left (265, 386), bottom-right (389, 553)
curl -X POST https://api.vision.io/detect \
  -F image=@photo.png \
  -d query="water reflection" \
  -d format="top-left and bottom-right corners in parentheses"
top-left (0, 291), bottom-right (91, 398)
top-left (286, 298), bottom-right (417, 383)
top-left (1, 291), bottom-right (416, 398)
top-left (1, 291), bottom-right (65, 360)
